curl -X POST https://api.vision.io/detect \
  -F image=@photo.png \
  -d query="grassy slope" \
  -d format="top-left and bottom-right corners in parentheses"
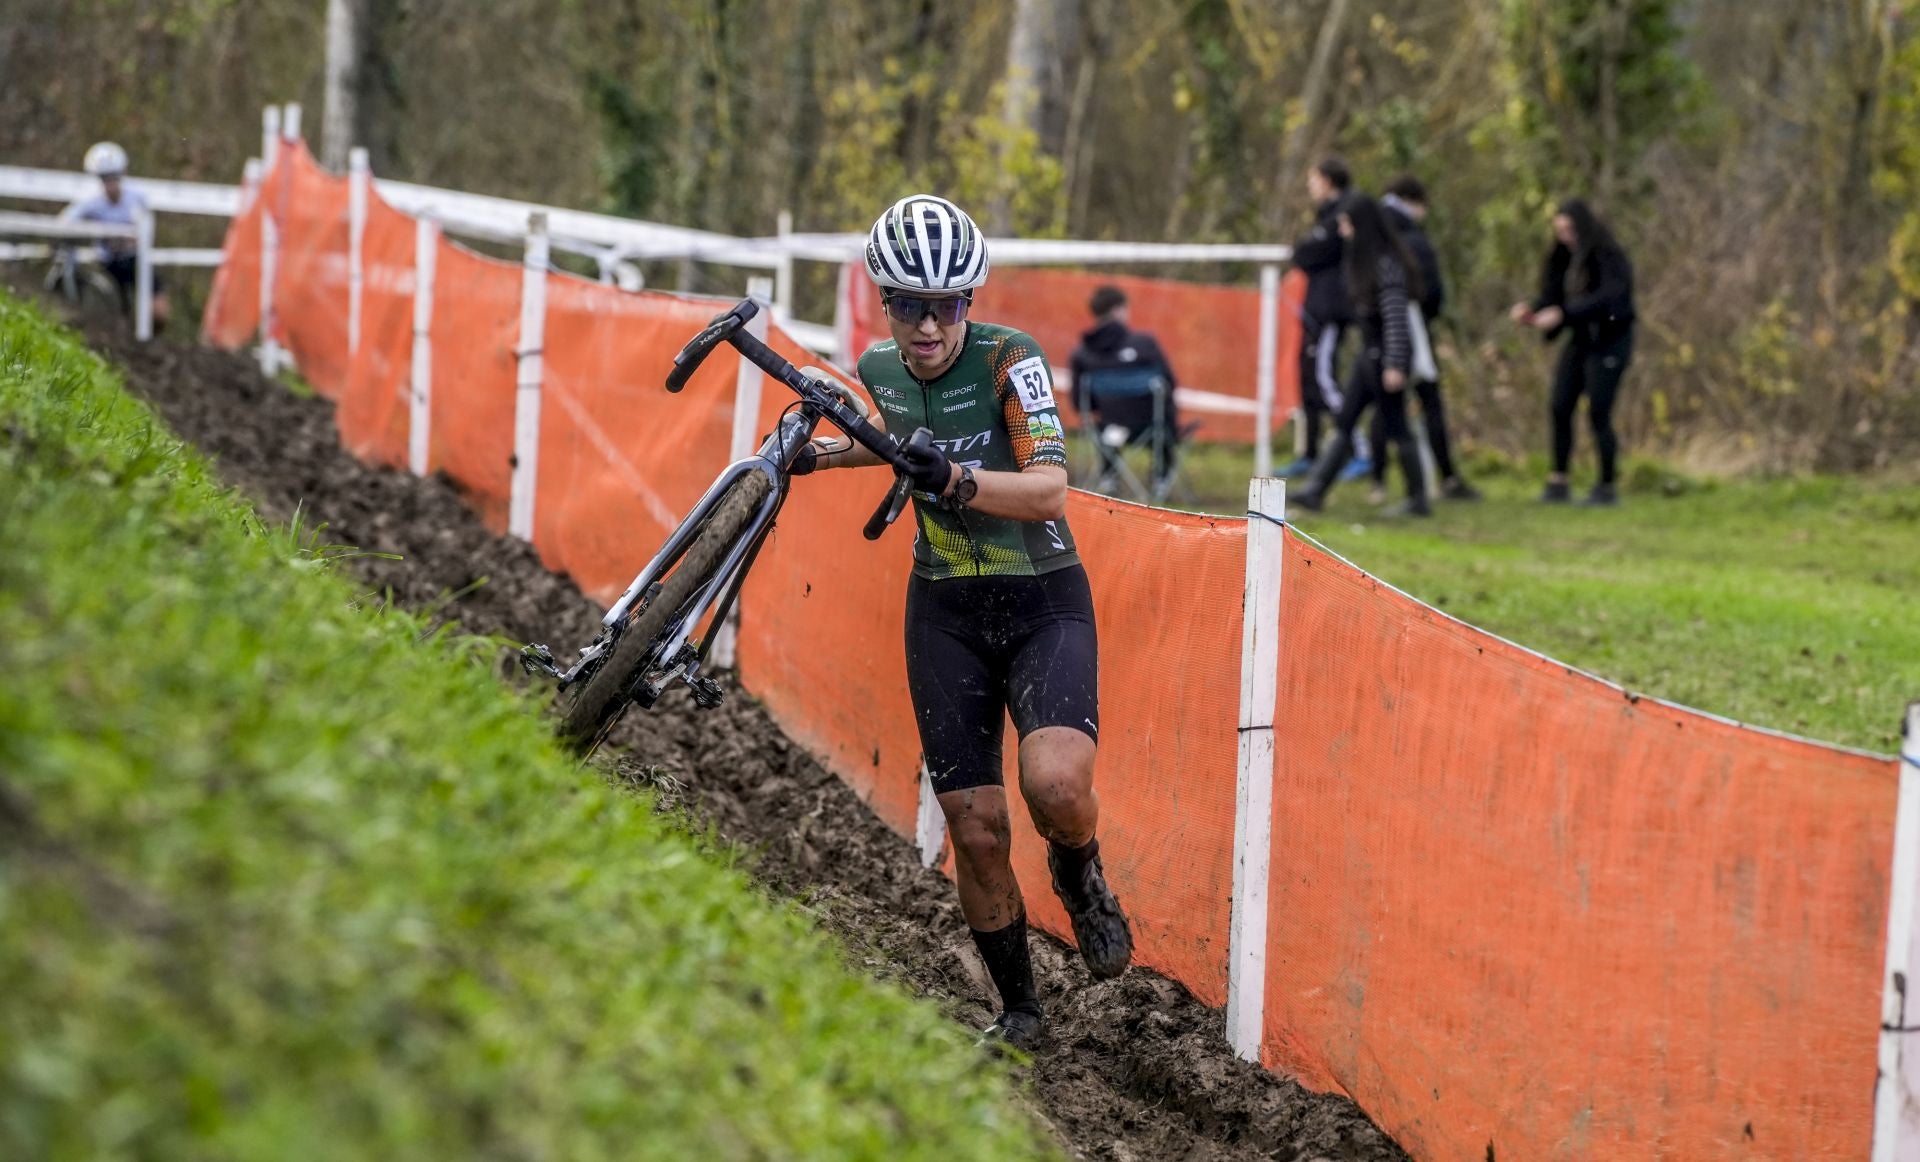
top-left (0, 291), bottom-right (1055, 1161)
top-left (1176, 441), bottom-right (1919, 754)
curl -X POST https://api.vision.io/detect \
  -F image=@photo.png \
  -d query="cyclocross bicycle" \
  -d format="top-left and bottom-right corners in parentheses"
top-left (520, 297), bottom-right (930, 754)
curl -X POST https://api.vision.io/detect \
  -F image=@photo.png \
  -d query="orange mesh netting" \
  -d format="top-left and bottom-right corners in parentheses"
top-left (200, 178), bottom-right (264, 348)
top-left (335, 192), bottom-right (418, 467)
top-left (268, 145), bottom-right (352, 399)
top-left (1266, 532), bottom-right (1895, 1160)
top-left (423, 240), bottom-right (522, 530)
top-left (841, 263), bottom-right (1302, 444)
top-left (1006, 496), bottom-right (1246, 999)
top-left (201, 151), bottom-right (1904, 1161)
top-left (533, 280), bottom-right (744, 600)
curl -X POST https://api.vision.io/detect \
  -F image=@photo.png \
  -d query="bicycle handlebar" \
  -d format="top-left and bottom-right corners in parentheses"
top-left (667, 299), bottom-right (908, 474)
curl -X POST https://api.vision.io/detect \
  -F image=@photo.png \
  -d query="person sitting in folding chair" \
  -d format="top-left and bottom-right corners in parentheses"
top-left (1068, 285), bottom-right (1189, 503)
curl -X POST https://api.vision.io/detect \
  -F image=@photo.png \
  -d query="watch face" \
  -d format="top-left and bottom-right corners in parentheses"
top-left (954, 470), bottom-right (978, 503)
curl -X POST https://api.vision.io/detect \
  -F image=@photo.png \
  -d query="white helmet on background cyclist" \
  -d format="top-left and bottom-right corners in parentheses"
top-left (84, 142), bottom-right (129, 179)
top-left (865, 194), bottom-right (989, 295)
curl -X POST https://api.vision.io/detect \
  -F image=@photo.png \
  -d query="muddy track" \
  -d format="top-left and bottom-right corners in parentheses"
top-left (79, 317), bottom-right (1406, 1162)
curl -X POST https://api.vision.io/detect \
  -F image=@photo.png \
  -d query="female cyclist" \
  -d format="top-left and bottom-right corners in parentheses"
top-left (788, 194), bottom-right (1132, 1051)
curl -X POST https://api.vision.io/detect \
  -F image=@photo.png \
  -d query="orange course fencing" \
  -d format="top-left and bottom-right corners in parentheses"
top-left (840, 261), bottom-right (1303, 444)
top-left (204, 136), bottom-right (1906, 1161)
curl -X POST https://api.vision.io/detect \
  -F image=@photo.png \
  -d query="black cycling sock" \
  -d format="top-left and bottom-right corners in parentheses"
top-left (1049, 835), bottom-right (1100, 893)
top-left (971, 916), bottom-right (1041, 1017)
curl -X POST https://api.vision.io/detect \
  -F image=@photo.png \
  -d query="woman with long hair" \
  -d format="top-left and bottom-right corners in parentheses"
top-left (1294, 193), bottom-right (1430, 516)
top-left (1509, 198), bottom-right (1637, 505)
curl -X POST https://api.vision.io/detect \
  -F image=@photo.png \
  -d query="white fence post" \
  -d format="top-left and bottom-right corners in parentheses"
top-left (509, 211), bottom-right (550, 542)
top-left (1254, 263), bottom-right (1280, 479)
top-left (774, 209), bottom-right (795, 326)
top-left (347, 147), bottom-right (369, 356)
top-left (409, 216), bottom-right (440, 478)
top-left (1873, 702), bottom-right (1920, 1161)
top-left (831, 262), bottom-right (854, 367)
top-left (708, 275), bottom-right (775, 671)
top-left (262, 106), bottom-right (280, 173)
top-left (1226, 476), bottom-right (1286, 1063)
top-left (258, 111), bottom-right (282, 375)
top-left (728, 276), bottom-right (775, 463)
top-left (240, 157), bottom-right (263, 215)
top-left (282, 102), bottom-right (302, 142)
top-left (133, 205), bottom-right (155, 342)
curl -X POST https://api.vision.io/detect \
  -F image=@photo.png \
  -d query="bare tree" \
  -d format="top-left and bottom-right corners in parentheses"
top-left (321, 0), bottom-right (362, 171)
top-left (996, 0), bottom-right (1080, 232)
top-left (1269, 0), bottom-right (1353, 231)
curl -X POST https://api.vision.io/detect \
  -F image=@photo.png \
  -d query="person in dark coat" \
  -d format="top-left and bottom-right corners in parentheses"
top-left (1366, 175), bottom-right (1479, 502)
top-left (1292, 195), bottom-right (1430, 516)
top-left (1068, 285), bottom-right (1182, 491)
top-left (1509, 198), bottom-right (1637, 506)
top-left (1280, 157), bottom-right (1356, 477)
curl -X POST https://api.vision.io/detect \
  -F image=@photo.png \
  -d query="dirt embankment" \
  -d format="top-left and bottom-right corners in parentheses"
top-left (83, 320), bottom-right (1406, 1162)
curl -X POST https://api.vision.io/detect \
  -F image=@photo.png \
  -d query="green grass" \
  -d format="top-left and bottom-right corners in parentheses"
top-left (1170, 438), bottom-right (1919, 754)
top-left (0, 290), bottom-right (1056, 1161)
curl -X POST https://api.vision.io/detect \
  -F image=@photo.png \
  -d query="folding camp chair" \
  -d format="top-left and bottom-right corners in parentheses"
top-left (1074, 365), bottom-right (1195, 505)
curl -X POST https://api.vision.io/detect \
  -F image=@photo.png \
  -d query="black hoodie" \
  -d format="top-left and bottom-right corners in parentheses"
top-left (1069, 318), bottom-right (1180, 422)
top-left (1383, 197), bottom-right (1445, 323)
top-left (1531, 239), bottom-right (1636, 347)
top-left (1292, 197), bottom-right (1351, 330)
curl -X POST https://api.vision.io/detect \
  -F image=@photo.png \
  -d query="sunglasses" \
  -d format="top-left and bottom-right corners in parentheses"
top-left (883, 293), bottom-right (972, 326)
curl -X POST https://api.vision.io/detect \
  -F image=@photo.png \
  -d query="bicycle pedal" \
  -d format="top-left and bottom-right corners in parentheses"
top-left (688, 676), bottom-right (726, 710)
top-left (518, 643), bottom-right (560, 679)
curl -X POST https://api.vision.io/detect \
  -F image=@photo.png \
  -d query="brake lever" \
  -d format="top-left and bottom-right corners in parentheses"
top-left (862, 427), bottom-right (933, 541)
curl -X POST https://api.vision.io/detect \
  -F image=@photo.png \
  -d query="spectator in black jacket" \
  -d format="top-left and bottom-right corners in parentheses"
top-left (1281, 157), bottom-right (1355, 477)
top-left (1367, 176), bottom-right (1480, 502)
top-left (1293, 195), bottom-right (1429, 516)
top-left (1069, 285), bottom-right (1182, 491)
top-left (1509, 198), bottom-right (1637, 506)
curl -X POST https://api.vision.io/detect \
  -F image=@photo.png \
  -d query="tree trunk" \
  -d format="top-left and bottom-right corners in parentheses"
top-left (1839, 0), bottom-right (1893, 213)
top-left (321, 0), bottom-right (361, 171)
top-left (1269, 0), bottom-right (1353, 235)
top-left (996, 0), bottom-right (1080, 233)
top-left (1596, 0), bottom-right (1623, 202)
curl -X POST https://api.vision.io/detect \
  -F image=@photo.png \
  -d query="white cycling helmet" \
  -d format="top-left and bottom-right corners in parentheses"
top-left (865, 194), bottom-right (989, 294)
top-left (84, 142), bottom-right (129, 178)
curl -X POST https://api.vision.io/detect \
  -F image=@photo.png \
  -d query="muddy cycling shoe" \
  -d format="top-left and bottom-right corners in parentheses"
top-left (1049, 846), bottom-right (1134, 980)
top-left (978, 1008), bottom-right (1045, 1055)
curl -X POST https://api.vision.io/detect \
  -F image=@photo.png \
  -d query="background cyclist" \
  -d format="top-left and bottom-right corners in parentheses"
top-left (787, 194), bottom-right (1132, 1052)
top-left (59, 142), bottom-right (171, 329)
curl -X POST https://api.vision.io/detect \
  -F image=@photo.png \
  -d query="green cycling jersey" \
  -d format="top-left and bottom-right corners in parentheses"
top-left (856, 321), bottom-right (1081, 580)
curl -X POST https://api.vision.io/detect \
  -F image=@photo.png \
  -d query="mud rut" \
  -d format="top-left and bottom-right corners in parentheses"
top-left (81, 320), bottom-right (1407, 1162)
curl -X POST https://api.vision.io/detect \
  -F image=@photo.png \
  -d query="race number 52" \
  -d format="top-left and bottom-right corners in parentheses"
top-left (1009, 355), bottom-right (1054, 414)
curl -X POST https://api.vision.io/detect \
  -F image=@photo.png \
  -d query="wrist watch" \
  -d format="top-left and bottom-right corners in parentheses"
top-left (947, 465), bottom-right (977, 509)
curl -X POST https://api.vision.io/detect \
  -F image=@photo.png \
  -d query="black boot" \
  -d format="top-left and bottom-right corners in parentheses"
top-left (1290, 432), bottom-right (1351, 512)
top-left (1391, 433), bottom-right (1431, 517)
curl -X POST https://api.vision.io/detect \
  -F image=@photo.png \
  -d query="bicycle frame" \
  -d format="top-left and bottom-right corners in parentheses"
top-left (578, 411), bottom-right (816, 708)
top-left (524, 297), bottom-right (927, 716)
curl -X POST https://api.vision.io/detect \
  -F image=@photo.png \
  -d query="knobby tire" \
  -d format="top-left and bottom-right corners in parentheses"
top-left (557, 470), bottom-right (772, 753)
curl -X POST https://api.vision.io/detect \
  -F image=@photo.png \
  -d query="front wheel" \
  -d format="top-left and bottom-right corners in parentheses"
top-left (556, 470), bottom-right (772, 753)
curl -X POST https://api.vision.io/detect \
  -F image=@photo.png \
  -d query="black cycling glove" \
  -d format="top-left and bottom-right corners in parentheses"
top-left (762, 434), bottom-right (818, 475)
top-left (898, 440), bottom-right (953, 496)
